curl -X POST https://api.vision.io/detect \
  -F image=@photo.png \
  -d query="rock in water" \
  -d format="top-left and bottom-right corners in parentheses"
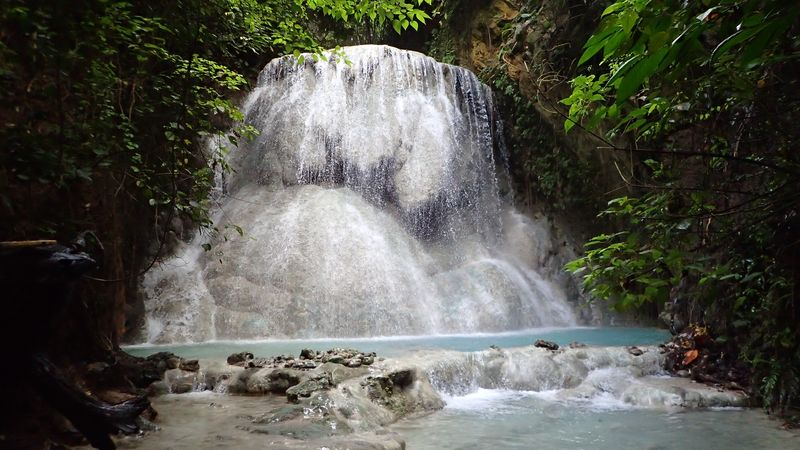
top-left (179, 359), bottom-right (200, 371)
top-left (627, 346), bottom-right (644, 356)
top-left (226, 352), bottom-right (254, 366)
top-left (286, 374), bottom-right (332, 403)
top-left (534, 339), bottom-right (559, 351)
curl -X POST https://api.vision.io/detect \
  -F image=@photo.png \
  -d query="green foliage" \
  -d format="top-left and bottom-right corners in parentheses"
top-left (308, 0), bottom-right (431, 33)
top-left (564, 0), bottom-right (800, 412)
top-left (564, 0), bottom-right (800, 138)
top-left (487, 70), bottom-right (593, 211)
top-left (424, 0), bottom-right (462, 64)
top-left (0, 0), bottom-right (428, 238)
top-left (566, 196), bottom-right (685, 310)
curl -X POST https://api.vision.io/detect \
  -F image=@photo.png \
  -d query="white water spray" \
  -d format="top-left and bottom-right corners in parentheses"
top-left (141, 45), bottom-right (576, 343)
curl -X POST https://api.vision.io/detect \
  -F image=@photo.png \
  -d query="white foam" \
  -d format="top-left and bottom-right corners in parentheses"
top-left (443, 388), bottom-right (535, 413)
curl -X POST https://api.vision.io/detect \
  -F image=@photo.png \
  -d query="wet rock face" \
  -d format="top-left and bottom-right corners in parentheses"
top-left (140, 47), bottom-right (583, 345)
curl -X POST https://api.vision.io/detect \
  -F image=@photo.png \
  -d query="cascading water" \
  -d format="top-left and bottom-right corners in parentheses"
top-left (141, 45), bottom-right (577, 343)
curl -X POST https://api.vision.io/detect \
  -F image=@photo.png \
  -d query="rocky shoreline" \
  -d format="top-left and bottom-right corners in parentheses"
top-left (96, 342), bottom-right (754, 449)
top-left (112, 347), bottom-right (442, 449)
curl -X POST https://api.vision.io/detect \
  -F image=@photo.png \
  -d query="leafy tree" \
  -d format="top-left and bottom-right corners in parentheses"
top-left (563, 0), bottom-right (800, 411)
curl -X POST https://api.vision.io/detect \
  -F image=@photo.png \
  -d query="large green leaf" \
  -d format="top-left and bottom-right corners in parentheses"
top-left (615, 47), bottom-right (668, 104)
top-left (578, 26), bottom-right (620, 65)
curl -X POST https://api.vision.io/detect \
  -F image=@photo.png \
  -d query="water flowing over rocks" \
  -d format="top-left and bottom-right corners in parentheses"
top-left (401, 345), bottom-right (747, 408)
top-left (134, 344), bottom-right (749, 449)
top-left (147, 347), bottom-right (442, 449)
top-left (140, 45), bottom-right (578, 343)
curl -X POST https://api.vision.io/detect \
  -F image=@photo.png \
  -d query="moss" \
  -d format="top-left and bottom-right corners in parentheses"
top-left (490, 71), bottom-right (593, 211)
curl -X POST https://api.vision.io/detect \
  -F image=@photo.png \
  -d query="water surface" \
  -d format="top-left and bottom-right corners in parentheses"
top-left (393, 389), bottom-right (798, 449)
top-left (124, 327), bottom-right (669, 360)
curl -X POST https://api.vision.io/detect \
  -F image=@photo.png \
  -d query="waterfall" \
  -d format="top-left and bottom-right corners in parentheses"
top-left (141, 45), bottom-right (576, 343)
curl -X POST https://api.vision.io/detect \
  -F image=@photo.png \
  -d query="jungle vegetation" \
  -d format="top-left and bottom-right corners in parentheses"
top-left (563, 0), bottom-right (800, 413)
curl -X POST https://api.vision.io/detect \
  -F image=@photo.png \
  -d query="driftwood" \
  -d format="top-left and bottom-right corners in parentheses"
top-left (0, 239), bottom-right (58, 249)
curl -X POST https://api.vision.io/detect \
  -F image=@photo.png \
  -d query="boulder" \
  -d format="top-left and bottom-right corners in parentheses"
top-left (326, 355), bottom-right (346, 364)
top-left (346, 358), bottom-right (362, 368)
top-left (627, 346), bottom-right (644, 356)
top-left (226, 352), bottom-right (254, 366)
top-left (179, 359), bottom-right (200, 371)
top-left (534, 339), bottom-right (559, 351)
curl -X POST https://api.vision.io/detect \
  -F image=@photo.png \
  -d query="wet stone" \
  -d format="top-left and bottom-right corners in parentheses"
top-left (534, 339), bottom-right (559, 351)
top-left (346, 358), bottom-right (362, 368)
top-left (294, 360), bottom-right (317, 370)
top-left (227, 352), bottom-right (254, 366)
top-left (327, 355), bottom-right (345, 364)
top-left (286, 376), bottom-right (332, 403)
top-left (180, 359), bottom-right (200, 371)
top-left (627, 346), bottom-right (644, 356)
